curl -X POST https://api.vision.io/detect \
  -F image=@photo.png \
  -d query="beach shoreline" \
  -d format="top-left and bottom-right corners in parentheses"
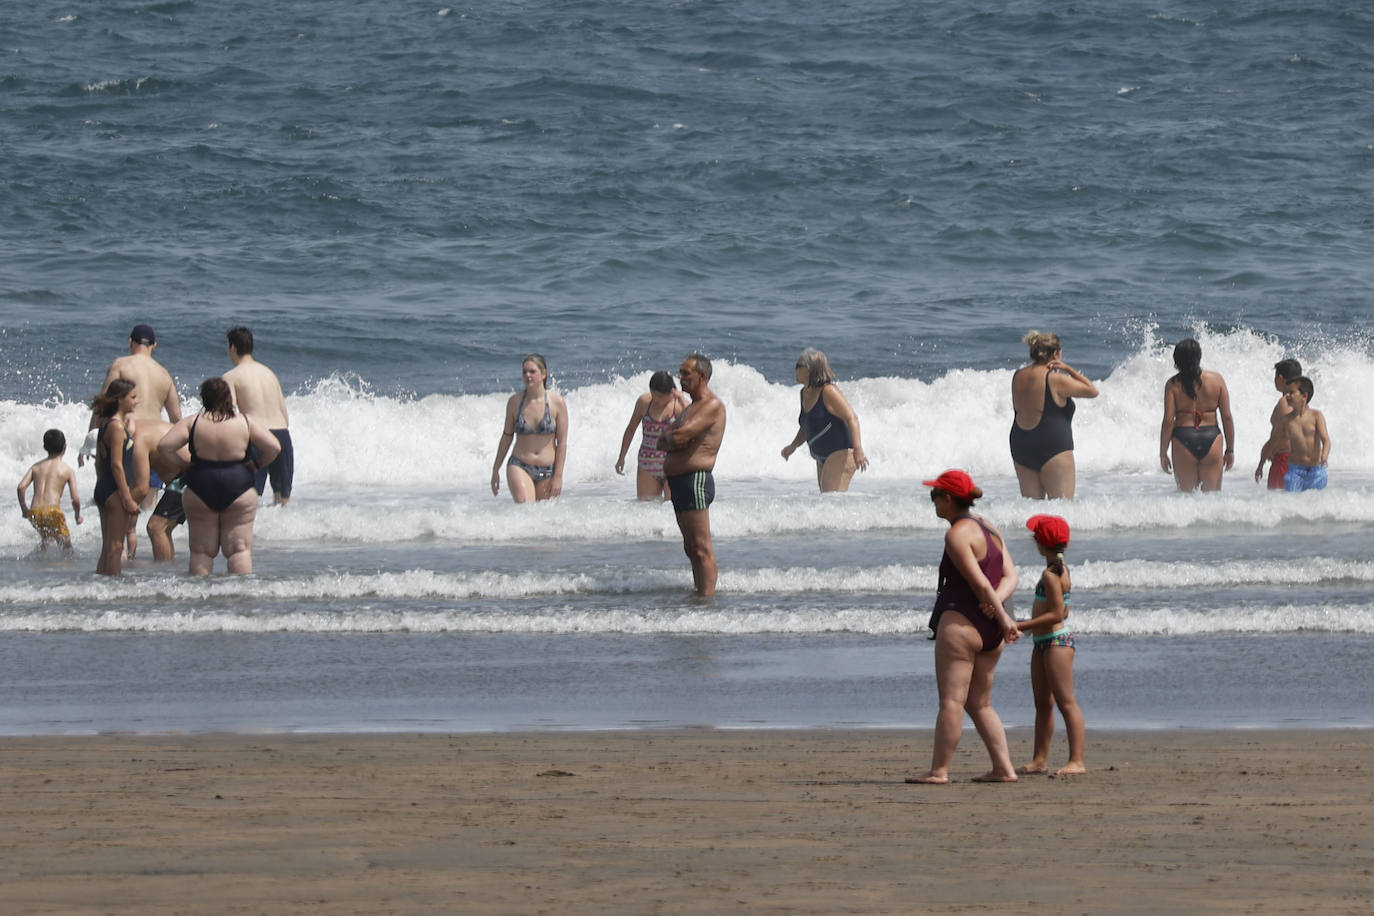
top-left (3, 728), bottom-right (1370, 914)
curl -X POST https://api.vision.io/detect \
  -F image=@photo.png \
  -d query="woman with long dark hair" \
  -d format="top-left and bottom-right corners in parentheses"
top-left (90, 379), bottom-right (141, 575)
top-left (1160, 338), bottom-right (1234, 491)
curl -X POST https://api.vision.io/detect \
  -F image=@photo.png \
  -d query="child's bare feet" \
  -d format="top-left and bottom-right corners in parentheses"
top-left (1053, 762), bottom-right (1087, 776)
top-left (1016, 763), bottom-right (1049, 775)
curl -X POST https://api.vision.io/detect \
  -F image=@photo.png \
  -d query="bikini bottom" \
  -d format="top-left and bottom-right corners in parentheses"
top-left (1171, 425), bottom-right (1221, 461)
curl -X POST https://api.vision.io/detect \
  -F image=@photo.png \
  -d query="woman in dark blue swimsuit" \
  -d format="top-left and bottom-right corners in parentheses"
top-left (156, 378), bottom-right (281, 575)
top-left (908, 469), bottom-right (1021, 785)
top-left (780, 348), bottom-right (868, 492)
top-left (1009, 331), bottom-right (1099, 500)
top-left (91, 379), bottom-right (141, 576)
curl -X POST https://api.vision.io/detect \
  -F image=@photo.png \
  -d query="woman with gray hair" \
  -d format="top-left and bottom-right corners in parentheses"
top-left (1009, 331), bottom-right (1098, 499)
top-left (780, 348), bottom-right (868, 492)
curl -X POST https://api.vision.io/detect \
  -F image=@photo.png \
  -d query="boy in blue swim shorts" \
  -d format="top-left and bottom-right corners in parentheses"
top-left (1281, 377), bottom-right (1330, 492)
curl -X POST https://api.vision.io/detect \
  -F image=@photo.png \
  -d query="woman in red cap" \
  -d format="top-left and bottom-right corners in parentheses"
top-left (908, 469), bottom-right (1021, 784)
top-left (1017, 514), bottom-right (1086, 776)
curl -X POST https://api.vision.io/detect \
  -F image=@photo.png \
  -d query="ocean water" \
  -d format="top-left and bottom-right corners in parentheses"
top-left (2, 0), bottom-right (1373, 734)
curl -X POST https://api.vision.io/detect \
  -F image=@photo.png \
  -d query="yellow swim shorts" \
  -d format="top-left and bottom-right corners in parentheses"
top-left (28, 505), bottom-right (71, 544)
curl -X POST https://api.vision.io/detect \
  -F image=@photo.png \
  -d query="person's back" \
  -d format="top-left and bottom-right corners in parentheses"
top-left (18, 431), bottom-right (82, 548)
top-left (1169, 370), bottom-right (1225, 416)
top-left (224, 357), bottom-right (288, 428)
top-left (101, 326), bottom-right (181, 424)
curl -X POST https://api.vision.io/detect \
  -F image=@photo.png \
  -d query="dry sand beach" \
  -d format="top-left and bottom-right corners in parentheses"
top-left (2, 729), bottom-right (1371, 914)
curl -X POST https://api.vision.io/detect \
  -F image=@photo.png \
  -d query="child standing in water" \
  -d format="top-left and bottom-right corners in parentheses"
top-left (16, 429), bottom-right (83, 551)
top-left (1017, 514), bottom-right (1086, 776)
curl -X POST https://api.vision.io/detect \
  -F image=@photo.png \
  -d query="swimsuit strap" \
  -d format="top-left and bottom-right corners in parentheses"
top-left (189, 414), bottom-right (201, 461)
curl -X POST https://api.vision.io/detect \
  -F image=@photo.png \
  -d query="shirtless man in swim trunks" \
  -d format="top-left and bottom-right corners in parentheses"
top-left (129, 418), bottom-right (190, 560)
top-left (223, 326), bottom-right (293, 505)
top-left (1255, 358), bottom-right (1302, 490)
top-left (17, 430), bottom-right (82, 551)
top-left (660, 353), bottom-right (727, 597)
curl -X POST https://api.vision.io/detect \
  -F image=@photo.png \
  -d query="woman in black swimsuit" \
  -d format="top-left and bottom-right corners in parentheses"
top-left (1009, 331), bottom-right (1098, 500)
top-left (780, 348), bottom-right (869, 492)
top-left (91, 379), bottom-right (141, 576)
top-left (1159, 338), bottom-right (1235, 492)
top-left (156, 378), bottom-right (281, 575)
top-left (491, 353), bottom-right (569, 503)
top-left (907, 470), bottom-right (1021, 785)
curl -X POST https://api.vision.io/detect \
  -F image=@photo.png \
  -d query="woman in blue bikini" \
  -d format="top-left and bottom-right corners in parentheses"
top-left (1016, 514), bottom-right (1086, 777)
top-left (491, 354), bottom-right (568, 502)
top-left (1160, 338), bottom-right (1235, 492)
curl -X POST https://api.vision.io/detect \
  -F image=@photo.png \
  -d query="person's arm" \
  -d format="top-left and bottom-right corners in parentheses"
top-left (550, 393), bottom-right (568, 499)
top-left (1315, 411), bottom-right (1331, 465)
top-left (164, 375), bottom-right (182, 423)
top-left (946, 521), bottom-right (1019, 643)
top-left (1255, 403), bottom-right (1283, 481)
top-left (246, 419), bottom-right (282, 471)
top-left (157, 418), bottom-right (192, 475)
top-left (277, 380), bottom-right (289, 427)
top-left (616, 395), bottom-right (651, 475)
top-left (1216, 375), bottom-right (1235, 471)
top-left (17, 468), bottom-right (33, 518)
top-left (781, 390), bottom-right (807, 460)
top-left (106, 419), bottom-right (140, 515)
top-left (64, 469), bottom-right (82, 525)
top-left (490, 396), bottom-right (518, 496)
top-left (661, 399), bottom-right (721, 451)
top-left (1159, 382), bottom-right (1177, 473)
top-left (129, 435), bottom-right (152, 504)
top-left (1017, 571), bottom-right (1067, 632)
top-left (1046, 360), bottom-right (1099, 400)
top-left (821, 384), bottom-right (868, 471)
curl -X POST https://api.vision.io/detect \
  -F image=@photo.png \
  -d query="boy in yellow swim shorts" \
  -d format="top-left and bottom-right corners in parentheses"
top-left (16, 429), bottom-right (83, 550)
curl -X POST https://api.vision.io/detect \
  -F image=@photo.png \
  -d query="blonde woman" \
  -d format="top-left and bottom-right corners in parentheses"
top-left (1009, 331), bottom-right (1098, 499)
top-left (491, 354), bottom-right (569, 502)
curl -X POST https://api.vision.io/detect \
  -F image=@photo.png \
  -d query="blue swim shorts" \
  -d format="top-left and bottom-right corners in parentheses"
top-left (1283, 463), bottom-right (1327, 492)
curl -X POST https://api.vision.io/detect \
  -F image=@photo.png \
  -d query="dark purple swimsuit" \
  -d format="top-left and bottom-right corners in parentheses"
top-left (931, 517), bottom-right (1005, 652)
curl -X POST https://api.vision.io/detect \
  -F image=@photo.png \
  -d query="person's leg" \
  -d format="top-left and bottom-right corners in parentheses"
top-left (268, 430), bottom-right (292, 506)
top-left (182, 490), bottom-right (220, 576)
top-left (219, 488), bottom-right (259, 574)
top-left (1019, 648), bottom-right (1054, 773)
top-left (908, 622), bottom-right (976, 784)
top-left (147, 514), bottom-right (175, 561)
top-left (1038, 451), bottom-right (1077, 500)
top-left (1197, 434), bottom-right (1225, 492)
top-left (533, 472), bottom-right (558, 501)
top-left (1014, 463), bottom-right (1046, 499)
top-left (1170, 441), bottom-right (1201, 492)
top-left (818, 450), bottom-right (857, 492)
top-left (1044, 645), bottom-right (1086, 774)
top-left (635, 469), bottom-right (663, 501)
top-left (97, 502), bottom-right (128, 575)
top-left (966, 647), bottom-right (1018, 782)
top-left (506, 463), bottom-right (536, 503)
top-left (674, 508), bottom-right (717, 596)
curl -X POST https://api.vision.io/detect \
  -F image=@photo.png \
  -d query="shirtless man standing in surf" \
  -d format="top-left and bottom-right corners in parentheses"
top-left (223, 326), bottom-right (294, 505)
top-left (660, 353), bottom-right (727, 597)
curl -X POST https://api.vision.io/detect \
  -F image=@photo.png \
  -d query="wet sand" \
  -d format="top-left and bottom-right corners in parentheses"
top-left (2, 729), bottom-right (1371, 914)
